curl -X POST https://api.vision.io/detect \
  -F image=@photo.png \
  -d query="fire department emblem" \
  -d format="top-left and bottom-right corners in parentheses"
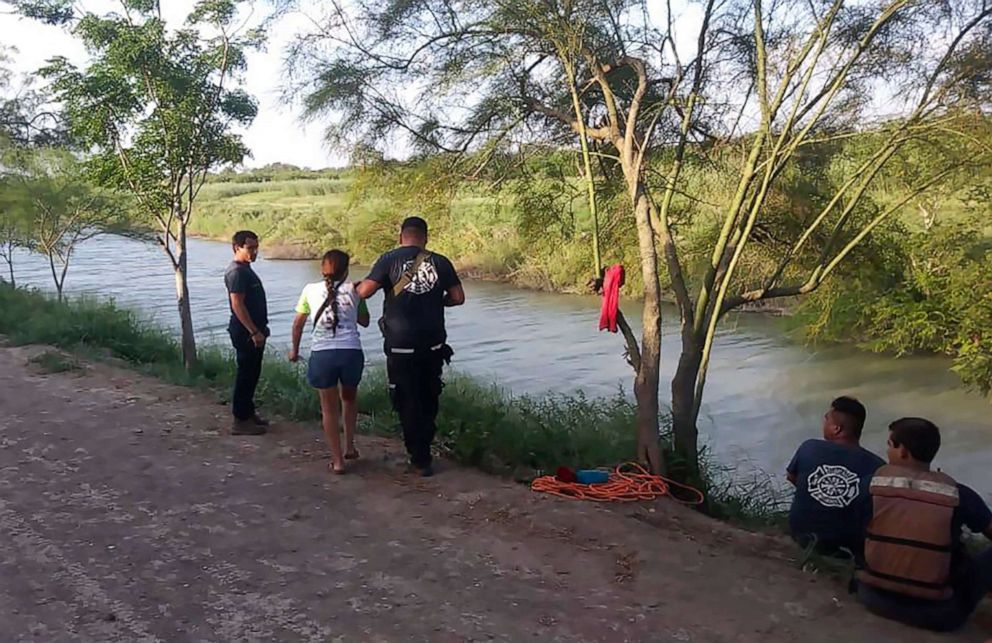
top-left (400, 258), bottom-right (438, 295)
top-left (807, 464), bottom-right (860, 508)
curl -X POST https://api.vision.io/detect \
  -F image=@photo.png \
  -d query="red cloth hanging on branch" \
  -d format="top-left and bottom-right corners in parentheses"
top-left (599, 264), bottom-right (625, 333)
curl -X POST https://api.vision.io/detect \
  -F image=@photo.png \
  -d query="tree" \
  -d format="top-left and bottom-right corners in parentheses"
top-left (0, 173), bottom-right (32, 287)
top-left (23, 0), bottom-right (261, 369)
top-left (290, 0), bottom-right (991, 477)
top-left (1, 46), bottom-right (63, 288)
top-left (1, 41), bottom-right (74, 289)
top-left (14, 151), bottom-right (122, 300)
top-left (0, 45), bottom-right (65, 147)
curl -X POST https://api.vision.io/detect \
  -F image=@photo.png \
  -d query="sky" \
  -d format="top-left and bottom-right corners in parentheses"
top-left (0, 1), bottom-right (345, 169)
top-left (0, 1), bottom-right (710, 171)
top-left (0, 0), bottom-right (916, 171)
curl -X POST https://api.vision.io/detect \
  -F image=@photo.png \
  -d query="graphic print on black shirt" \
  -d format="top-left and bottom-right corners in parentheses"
top-left (787, 439), bottom-right (885, 543)
top-left (366, 246), bottom-right (460, 350)
top-left (225, 261), bottom-right (268, 336)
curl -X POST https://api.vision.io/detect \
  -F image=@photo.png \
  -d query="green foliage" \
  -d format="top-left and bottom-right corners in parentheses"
top-left (795, 210), bottom-right (992, 397)
top-left (207, 164), bottom-right (345, 184)
top-left (2, 149), bottom-right (126, 297)
top-left (198, 178), bottom-right (348, 200)
top-left (30, 1), bottom-right (259, 233)
top-left (702, 464), bottom-right (789, 530)
top-left (7, 1), bottom-right (74, 25)
top-left (435, 386), bottom-right (638, 474)
top-left (21, 0), bottom-right (264, 364)
top-left (0, 175), bottom-right (33, 285)
top-left (0, 45), bottom-right (65, 147)
top-left (288, 0), bottom-right (644, 155)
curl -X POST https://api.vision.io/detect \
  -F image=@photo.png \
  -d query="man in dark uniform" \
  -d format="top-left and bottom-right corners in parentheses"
top-left (786, 396), bottom-right (884, 561)
top-left (357, 217), bottom-right (465, 476)
top-left (225, 230), bottom-right (269, 435)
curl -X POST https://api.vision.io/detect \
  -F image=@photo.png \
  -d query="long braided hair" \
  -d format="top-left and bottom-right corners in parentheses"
top-left (313, 249), bottom-right (350, 335)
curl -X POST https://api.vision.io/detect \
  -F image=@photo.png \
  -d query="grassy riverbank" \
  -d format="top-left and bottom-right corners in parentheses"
top-left (0, 283), bottom-right (787, 526)
top-left (223, 166), bottom-right (988, 396)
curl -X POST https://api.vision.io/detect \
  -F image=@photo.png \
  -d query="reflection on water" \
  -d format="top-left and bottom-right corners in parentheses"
top-left (8, 236), bottom-right (991, 496)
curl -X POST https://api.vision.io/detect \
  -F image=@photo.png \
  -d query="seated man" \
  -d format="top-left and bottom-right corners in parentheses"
top-left (787, 396), bottom-right (885, 560)
top-left (857, 417), bottom-right (992, 632)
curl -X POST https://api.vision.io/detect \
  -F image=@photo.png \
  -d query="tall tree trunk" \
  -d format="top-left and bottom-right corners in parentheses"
top-left (174, 225), bottom-right (197, 370)
top-left (671, 345), bottom-right (703, 479)
top-left (632, 193), bottom-right (663, 474)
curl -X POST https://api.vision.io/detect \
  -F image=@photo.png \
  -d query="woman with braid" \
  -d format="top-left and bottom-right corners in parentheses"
top-left (289, 250), bottom-right (370, 474)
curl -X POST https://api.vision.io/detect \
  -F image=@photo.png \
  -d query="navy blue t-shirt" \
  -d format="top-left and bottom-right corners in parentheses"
top-left (787, 439), bottom-right (885, 544)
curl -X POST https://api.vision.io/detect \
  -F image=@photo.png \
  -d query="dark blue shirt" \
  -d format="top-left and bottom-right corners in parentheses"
top-left (787, 439), bottom-right (885, 544)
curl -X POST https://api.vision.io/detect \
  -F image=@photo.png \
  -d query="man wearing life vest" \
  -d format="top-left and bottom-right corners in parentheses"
top-left (856, 417), bottom-right (992, 632)
top-left (787, 397), bottom-right (884, 561)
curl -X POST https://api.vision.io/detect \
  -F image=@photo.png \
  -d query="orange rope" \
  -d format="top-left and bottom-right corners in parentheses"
top-left (530, 462), bottom-right (705, 505)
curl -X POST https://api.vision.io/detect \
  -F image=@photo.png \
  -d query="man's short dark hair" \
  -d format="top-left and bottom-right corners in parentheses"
top-left (831, 396), bottom-right (867, 438)
top-left (232, 230), bottom-right (258, 247)
top-left (400, 216), bottom-right (428, 236)
top-left (889, 417), bottom-right (941, 463)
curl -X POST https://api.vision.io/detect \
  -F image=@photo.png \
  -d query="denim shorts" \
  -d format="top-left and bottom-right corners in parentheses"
top-left (307, 349), bottom-right (365, 389)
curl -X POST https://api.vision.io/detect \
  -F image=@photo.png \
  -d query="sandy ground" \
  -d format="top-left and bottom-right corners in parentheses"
top-left (0, 343), bottom-right (989, 642)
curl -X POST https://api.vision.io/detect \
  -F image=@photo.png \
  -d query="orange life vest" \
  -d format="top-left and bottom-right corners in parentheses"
top-left (857, 464), bottom-right (959, 600)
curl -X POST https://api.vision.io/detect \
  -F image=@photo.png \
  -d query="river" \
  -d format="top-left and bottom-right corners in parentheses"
top-left (8, 236), bottom-right (991, 496)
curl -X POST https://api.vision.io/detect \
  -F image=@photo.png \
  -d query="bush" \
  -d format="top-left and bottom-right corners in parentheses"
top-left (794, 213), bottom-right (992, 396)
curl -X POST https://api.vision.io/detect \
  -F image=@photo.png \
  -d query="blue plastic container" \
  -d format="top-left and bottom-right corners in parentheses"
top-left (575, 469), bottom-right (609, 484)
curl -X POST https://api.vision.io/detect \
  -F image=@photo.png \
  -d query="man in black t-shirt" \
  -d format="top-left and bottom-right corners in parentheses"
top-left (225, 230), bottom-right (269, 435)
top-left (357, 217), bottom-right (465, 476)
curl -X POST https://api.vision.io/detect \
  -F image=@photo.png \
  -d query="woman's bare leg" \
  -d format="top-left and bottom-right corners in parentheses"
top-left (318, 388), bottom-right (344, 472)
top-left (340, 385), bottom-right (359, 458)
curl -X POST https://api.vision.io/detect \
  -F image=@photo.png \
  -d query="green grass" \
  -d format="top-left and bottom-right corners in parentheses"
top-left (703, 464), bottom-right (790, 530)
top-left (189, 174), bottom-right (607, 292)
top-left (0, 282), bottom-right (787, 527)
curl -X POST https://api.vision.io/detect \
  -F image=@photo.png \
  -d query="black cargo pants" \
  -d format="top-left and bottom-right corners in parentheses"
top-left (386, 349), bottom-right (445, 468)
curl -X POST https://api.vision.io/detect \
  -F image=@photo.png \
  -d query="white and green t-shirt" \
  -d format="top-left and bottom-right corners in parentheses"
top-left (295, 281), bottom-right (367, 352)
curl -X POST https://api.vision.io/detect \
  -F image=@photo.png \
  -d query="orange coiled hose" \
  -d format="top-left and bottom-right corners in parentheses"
top-left (531, 462), bottom-right (705, 505)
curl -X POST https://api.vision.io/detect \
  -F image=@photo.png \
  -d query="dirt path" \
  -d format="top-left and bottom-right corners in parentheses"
top-left (0, 344), bottom-right (988, 642)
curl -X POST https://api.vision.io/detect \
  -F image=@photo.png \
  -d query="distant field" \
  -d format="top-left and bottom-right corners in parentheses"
top-left (193, 176), bottom-right (391, 260)
top-left (190, 174), bottom-right (543, 284)
top-left (190, 169), bottom-right (989, 294)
